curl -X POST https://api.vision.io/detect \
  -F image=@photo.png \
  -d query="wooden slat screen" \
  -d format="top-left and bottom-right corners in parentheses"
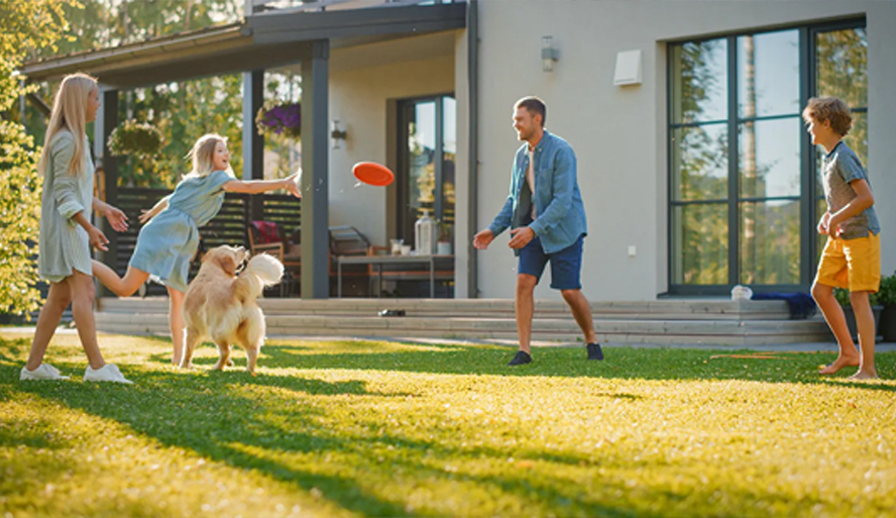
top-left (112, 187), bottom-right (300, 296)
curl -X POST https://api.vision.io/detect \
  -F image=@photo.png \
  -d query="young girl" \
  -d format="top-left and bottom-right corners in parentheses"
top-left (22, 72), bottom-right (132, 384)
top-left (92, 134), bottom-right (300, 366)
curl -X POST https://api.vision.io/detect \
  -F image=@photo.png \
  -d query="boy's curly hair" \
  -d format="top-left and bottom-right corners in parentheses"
top-left (802, 97), bottom-right (852, 136)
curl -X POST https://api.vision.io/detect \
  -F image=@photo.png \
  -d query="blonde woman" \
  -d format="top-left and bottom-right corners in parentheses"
top-left (92, 134), bottom-right (300, 366)
top-left (22, 73), bottom-right (132, 383)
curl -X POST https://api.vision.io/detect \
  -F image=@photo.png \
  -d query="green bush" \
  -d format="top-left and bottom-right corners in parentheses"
top-left (877, 272), bottom-right (896, 308)
top-left (834, 286), bottom-right (880, 307)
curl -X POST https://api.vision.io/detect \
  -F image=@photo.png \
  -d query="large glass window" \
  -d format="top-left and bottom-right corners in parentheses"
top-left (668, 20), bottom-right (867, 293)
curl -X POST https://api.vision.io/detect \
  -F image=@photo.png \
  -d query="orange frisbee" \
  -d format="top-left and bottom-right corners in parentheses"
top-left (353, 162), bottom-right (394, 186)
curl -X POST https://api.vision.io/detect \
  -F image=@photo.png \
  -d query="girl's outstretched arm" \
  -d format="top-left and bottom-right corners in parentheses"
top-left (139, 194), bottom-right (171, 224)
top-left (222, 172), bottom-right (301, 197)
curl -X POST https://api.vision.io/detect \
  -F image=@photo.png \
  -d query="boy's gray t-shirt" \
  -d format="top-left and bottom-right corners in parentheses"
top-left (822, 141), bottom-right (880, 240)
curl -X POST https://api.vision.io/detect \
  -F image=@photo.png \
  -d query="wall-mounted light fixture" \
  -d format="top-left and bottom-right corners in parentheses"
top-left (542, 36), bottom-right (559, 72)
top-left (331, 119), bottom-right (347, 149)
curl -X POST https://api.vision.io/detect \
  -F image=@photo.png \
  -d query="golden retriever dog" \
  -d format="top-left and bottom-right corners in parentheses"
top-left (181, 245), bottom-right (283, 374)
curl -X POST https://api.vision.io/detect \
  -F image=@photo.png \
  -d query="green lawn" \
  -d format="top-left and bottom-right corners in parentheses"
top-left (1, 332), bottom-right (895, 518)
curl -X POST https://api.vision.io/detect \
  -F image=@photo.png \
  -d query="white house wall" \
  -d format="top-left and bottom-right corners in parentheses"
top-left (474, 0), bottom-right (896, 301)
top-left (328, 38), bottom-right (456, 247)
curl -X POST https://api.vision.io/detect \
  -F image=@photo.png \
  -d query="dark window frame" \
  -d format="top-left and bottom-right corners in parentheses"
top-left (666, 17), bottom-right (867, 296)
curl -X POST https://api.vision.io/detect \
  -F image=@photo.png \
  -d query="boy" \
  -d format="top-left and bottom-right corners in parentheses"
top-left (804, 97), bottom-right (881, 380)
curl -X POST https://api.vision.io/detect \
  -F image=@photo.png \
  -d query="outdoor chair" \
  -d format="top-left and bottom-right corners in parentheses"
top-left (248, 220), bottom-right (301, 296)
top-left (329, 225), bottom-right (372, 297)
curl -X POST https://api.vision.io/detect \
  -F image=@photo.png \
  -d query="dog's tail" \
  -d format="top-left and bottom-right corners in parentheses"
top-left (235, 253), bottom-right (284, 299)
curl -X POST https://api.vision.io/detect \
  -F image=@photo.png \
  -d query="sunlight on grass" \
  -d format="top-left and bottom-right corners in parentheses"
top-left (1, 331), bottom-right (895, 517)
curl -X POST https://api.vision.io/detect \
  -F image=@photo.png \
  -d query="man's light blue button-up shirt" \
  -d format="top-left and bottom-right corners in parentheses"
top-left (488, 130), bottom-right (588, 255)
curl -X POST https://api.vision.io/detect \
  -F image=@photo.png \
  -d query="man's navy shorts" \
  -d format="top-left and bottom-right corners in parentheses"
top-left (518, 234), bottom-right (584, 290)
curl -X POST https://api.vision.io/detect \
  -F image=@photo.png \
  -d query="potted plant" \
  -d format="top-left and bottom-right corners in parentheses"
top-left (255, 101), bottom-right (301, 139)
top-left (834, 287), bottom-right (882, 343)
top-left (877, 271), bottom-right (896, 342)
top-left (436, 220), bottom-right (452, 255)
top-left (107, 120), bottom-right (164, 158)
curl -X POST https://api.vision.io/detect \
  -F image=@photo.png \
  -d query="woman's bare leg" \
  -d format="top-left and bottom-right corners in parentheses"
top-left (92, 260), bottom-right (150, 297)
top-left (167, 286), bottom-right (186, 366)
top-left (26, 280), bottom-right (73, 371)
top-left (68, 271), bottom-right (106, 370)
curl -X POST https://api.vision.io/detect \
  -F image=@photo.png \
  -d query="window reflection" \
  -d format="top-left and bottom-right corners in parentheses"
top-left (738, 118), bottom-right (801, 198)
top-left (816, 28), bottom-right (868, 107)
top-left (671, 125), bottom-right (728, 201)
top-left (672, 204), bottom-right (728, 285)
top-left (739, 200), bottom-right (800, 284)
top-left (671, 39), bottom-right (728, 123)
top-left (738, 31), bottom-right (799, 118)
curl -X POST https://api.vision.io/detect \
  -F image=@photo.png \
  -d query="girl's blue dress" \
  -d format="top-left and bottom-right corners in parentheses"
top-left (130, 170), bottom-right (233, 292)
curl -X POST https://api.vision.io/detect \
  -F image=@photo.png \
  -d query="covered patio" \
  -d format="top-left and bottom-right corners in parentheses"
top-left (19, 0), bottom-right (469, 300)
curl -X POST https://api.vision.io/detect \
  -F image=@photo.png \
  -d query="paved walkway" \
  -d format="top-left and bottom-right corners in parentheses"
top-left (3, 326), bottom-right (895, 352)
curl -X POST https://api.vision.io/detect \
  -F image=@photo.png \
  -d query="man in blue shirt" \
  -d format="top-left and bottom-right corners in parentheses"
top-left (473, 97), bottom-right (602, 366)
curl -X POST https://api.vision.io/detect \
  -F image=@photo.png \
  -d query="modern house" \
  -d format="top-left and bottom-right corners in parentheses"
top-left (20, 0), bottom-right (895, 310)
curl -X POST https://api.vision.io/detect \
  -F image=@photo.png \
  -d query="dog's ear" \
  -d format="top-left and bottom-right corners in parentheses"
top-left (214, 253), bottom-right (238, 277)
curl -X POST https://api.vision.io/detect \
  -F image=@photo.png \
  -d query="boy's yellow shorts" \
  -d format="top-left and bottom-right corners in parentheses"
top-left (814, 232), bottom-right (881, 292)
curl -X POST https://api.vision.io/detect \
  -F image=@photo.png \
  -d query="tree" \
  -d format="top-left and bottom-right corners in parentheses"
top-left (21, 0), bottom-right (247, 188)
top-left (0, 0), bottom-right (77, 318)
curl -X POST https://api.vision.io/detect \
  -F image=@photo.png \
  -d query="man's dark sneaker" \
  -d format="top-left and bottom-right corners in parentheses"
top-left (586, 342), bottom-right (604, 361)
top-left (507, 350), bottom-right (532, 366)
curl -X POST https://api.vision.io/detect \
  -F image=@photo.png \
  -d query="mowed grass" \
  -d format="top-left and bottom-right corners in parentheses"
top-left (1, 332), bottom-right (895, 518)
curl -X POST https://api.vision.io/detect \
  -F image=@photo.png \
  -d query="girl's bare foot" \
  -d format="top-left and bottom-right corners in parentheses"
top-left (818, 354), bottom-right (860, 375)
top-left (847, 370), bottom-right (878, 380)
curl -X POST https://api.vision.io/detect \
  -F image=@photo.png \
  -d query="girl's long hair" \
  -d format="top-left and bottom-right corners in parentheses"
top-left (183, 133), bottom-right (234, 179)
top-left (37, 73), bottom-right (97, 177)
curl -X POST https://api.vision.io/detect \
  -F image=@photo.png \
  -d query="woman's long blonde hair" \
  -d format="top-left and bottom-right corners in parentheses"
top-left (183, 133), bottom-right (233, 179)
top-left (37, 72), bottom-right (97, 177)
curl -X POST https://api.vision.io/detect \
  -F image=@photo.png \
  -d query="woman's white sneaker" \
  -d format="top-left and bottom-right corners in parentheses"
top-left (84, 363), bottom-right (133, 384)
top-left (20, 363), bottom-right (70, 381)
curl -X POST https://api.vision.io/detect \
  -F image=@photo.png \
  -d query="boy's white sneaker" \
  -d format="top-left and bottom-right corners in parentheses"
top-left (20, 363), bottom-right (70, 381)
top-left (84, 363), bottom-right (133, 384)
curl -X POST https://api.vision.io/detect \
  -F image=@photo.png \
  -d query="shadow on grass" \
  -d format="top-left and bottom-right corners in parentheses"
top-left (2, 334), bottom-right (887, 517)
top-left (253, 341), bottom-right (896, 392)
top-left (0, 359), bottom-right (669, 518)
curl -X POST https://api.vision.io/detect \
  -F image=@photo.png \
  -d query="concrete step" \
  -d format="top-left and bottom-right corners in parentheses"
top-left (98, 297), bottom-right (795, 321)
top-left (95, 298), bottom-right (833, 347)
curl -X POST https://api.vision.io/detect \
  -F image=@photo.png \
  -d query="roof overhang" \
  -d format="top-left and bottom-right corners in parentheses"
top-left (18, 2), bottom-right (466, 89)
top-left (247, 2), bottom-right (466, 44)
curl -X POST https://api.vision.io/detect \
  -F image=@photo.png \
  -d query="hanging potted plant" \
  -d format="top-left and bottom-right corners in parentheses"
top-left (255, 100), bottom-right (301, 139)
top-left (834, 287), bottom-right (883, 343)
top-left (107, 120), bottom-right (164, 158)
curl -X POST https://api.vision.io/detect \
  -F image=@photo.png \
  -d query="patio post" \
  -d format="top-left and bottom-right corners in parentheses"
top-left (242, 69), bottom-right (265, 222)
top-left (94, 86), bottom-right (119, 296)
top-left (300, 39), bottom-right (330, 299)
